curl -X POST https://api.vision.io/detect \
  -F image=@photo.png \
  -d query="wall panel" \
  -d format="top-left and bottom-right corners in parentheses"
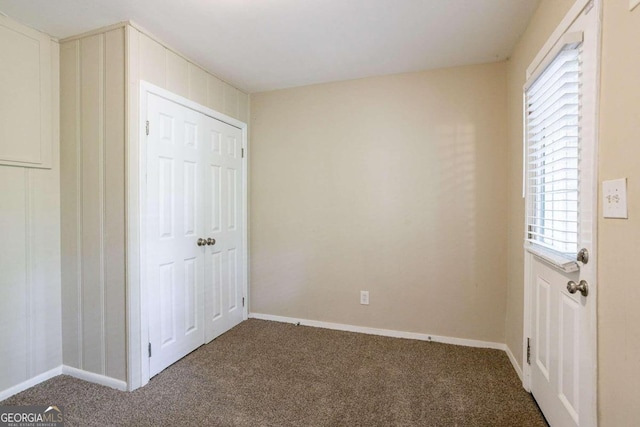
top-left (60, 27), bottom-right (126, 382)
top-left (188, 64), bottom-right (208, 107)
top-left (0, 18), bottom-right (61, 395)
top-left (207, 74), bottom-right (225, 113)
top-left (131, 26), bottom-right (248, 121)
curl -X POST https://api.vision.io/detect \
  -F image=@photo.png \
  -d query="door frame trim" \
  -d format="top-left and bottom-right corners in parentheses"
top-left (522, 0), bottom-right (601, 424)
top-left (127, 81), bottom-right (249, 390)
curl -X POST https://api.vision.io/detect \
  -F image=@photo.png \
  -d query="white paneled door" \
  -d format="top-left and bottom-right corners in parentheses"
top-left (146, 92), bottom-right (244, 377)
top-left (202, 115), bottom-right (244, 343)
top-left (525, 2), bottom-right (598, 426)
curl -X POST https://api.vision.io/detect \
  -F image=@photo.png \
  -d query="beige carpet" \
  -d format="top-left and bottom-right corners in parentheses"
top-left (2, 319), bottom-right (547, 426)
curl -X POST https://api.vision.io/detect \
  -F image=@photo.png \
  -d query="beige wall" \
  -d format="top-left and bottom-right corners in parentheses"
top-left (598, 1), bottom-right (640, 424)
top-left (506, 0), bottom-right (640, 424)
top-left (60, 27), bottom-right (127, 382)
top-left (504, 0), bottom-right (574, 374)
top-left (0, 16), bottom-right (61, 395)
top-left (127, 25), bottom-right (249, 123)
top-left (250, 63), bottom-right (508, 343)
top-left (60, 22), bottom-right (250, 384)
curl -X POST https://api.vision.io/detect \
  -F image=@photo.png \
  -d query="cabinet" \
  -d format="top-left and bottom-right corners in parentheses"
top-left (0, 15), bottom-right (53, 168)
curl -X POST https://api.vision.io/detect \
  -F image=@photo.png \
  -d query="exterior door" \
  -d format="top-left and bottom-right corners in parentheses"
top-left (525, 1), bottom-right (598, 426)
top-left (146, 91), bottom-right (245, 377)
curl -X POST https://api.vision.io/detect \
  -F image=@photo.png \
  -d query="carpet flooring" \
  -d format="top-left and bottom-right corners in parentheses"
top-left (2, 319), bottom-right (548, 426)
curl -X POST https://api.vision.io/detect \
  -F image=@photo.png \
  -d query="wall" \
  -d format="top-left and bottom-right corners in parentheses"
top-left (507, 0), bottom-right (640, 424)
top-left (250, 63), bottom-right (508, 343)
top-left (504, 0), bottom-right (574, 373)
top-left (0, 17), bottom-right (61, 396)
top-left (127, 24), bottom-right (249, 123)
top-left (60, 22), bottom-right (250, 386)
top-left (597, 1), bottom-right (640, 424)
top-left (60, 27), bottom-right (127, 383)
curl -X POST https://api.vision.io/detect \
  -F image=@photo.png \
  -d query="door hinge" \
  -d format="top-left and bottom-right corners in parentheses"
top-left (527, 338), bottom-right (531, 365)
top-left (148, 342), bottom-right (152, 358)
top-left (241, 148), bottom-right (245, 158)
top-left (145, 120), bottom-right (150, 136)
top-left (242, 297), bottom-right (245, 307)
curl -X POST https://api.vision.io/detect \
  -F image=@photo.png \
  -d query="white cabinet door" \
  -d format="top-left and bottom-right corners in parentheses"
top-left (146, 91), bottom-right (245, 376)
top-left (147, 93), bottom-right (205, 377)
top-left (0, 15), bottom-right (52, 168)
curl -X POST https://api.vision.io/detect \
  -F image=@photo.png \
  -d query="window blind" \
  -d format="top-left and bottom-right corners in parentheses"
top-left (525, 43), bottom-right (581, 256)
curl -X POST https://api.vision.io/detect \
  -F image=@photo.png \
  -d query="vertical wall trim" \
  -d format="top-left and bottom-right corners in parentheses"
top-left (187, 65), bottom-right (192, 100)
top-left (164, 49), bottom-right (168, 90)
top-left (98, 33), bottom-right (107, 376)
top-left (123, 25), bottom-right (130, 384)
top-left (24, 169), bottom-right (33, 379)
top-left (75, 39), bottom-right (84, 370)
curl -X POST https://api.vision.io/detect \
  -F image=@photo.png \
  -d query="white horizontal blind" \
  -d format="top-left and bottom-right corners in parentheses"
top-left (526, 43), bottom-right (581, 255)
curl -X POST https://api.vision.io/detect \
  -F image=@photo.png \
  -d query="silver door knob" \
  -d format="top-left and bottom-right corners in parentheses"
top-left (577, 248), bottom-right (589, 264)
top-left (567, 280), bottom-right (589, 297)
top-left (207, 238), bottom-right (216, 246)
top-left (197, 238), bottom-right (207, 247)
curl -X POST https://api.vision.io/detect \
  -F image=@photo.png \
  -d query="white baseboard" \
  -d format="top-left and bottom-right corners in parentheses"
top-left (0, 366), bottom-right (127, 402)
top-left (505, 344), bottom-right (524, 383)
top-left (0, 366), bottom-right (62, 402)
top-left (61, 366), bottom-right (127, 391)
top-left (249, 312), bottom-right (505, 350)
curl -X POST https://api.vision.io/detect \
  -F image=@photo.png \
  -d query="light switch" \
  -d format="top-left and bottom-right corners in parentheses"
top-left (603, 178), bottom-right (628, 219)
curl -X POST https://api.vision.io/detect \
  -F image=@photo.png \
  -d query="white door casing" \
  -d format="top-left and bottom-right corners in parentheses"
top-left (523, 1), bottom-right (600, 427)
top-left (142, 84), bottom-right (247, 379)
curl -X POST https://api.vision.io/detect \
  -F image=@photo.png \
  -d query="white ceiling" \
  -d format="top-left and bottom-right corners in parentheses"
top-left (0, 0), bottom-right (540, 93)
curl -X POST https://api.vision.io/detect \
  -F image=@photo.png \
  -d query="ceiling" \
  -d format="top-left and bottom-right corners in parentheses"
top-left (0, 0), bottom-right (540, 93)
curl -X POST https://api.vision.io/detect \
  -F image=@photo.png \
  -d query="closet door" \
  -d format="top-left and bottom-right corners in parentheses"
top-left (203, 115), bottom-right (244, 343)
top-left (146, 90), bottom-right (245, 377)
top-left (147, 93), bottom-right (205, 376)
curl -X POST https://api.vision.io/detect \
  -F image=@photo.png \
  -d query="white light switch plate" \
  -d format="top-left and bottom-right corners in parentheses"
top-left (631, 0), bottom-right (640, 12)
top-left (603, 178), bottom-right (628, 219)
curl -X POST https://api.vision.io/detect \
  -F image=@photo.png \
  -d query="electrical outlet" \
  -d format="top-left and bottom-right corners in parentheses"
top-left (360, 291), bottom-right (369, 305)
top-left (603, 178), bottom-right (628, 219)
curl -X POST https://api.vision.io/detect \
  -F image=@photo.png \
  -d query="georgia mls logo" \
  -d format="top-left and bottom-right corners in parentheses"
top-left (44, 406), bottom-right (63, 418)
top-left (0, 405), bottom-right (64, 427)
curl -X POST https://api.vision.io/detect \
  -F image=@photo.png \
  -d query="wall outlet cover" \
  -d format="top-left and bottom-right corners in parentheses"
top-left (603, 178), bottom-right (628, 219)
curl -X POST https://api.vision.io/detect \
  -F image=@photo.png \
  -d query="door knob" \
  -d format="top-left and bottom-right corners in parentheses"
top-left (577, 248), bottom-right (589, 264)
top-left (207, 238), bottom-right (216, 246)
top-left (197, 238), bottom-right (207, 247)
top-left (567, 280), bottom-right (589, 297)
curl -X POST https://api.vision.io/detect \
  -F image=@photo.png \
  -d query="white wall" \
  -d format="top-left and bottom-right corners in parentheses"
top-left (0, 16), bottom-right (61, 397)
top-left (250, 63), bottom-right (509, 344)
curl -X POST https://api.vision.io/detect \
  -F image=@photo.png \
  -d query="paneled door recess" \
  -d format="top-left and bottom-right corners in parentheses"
top-left (146, 92), bottom-right (244, 377)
